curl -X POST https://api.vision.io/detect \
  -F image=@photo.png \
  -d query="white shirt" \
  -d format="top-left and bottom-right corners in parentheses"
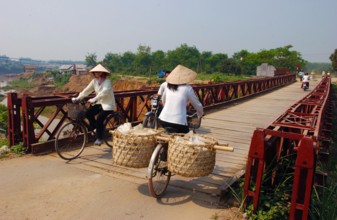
top-left (159, 84), bottom-right (204, 125)
top-left (302, 75), bottom-right (310, 82)
top-left (158, 82), bottom-right (167, 95)
top-left (77, 78), bottom-right (116, 111)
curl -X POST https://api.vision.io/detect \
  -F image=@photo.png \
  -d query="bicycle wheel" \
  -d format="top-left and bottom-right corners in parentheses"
top-left (148, 143), bottom-right (171, 198)
top-left (142, 114), bottom-right (157, 129)
top-left (55, 122), bottom-right (87, 160)
top-left (103, 113), bottom-right (125, 148)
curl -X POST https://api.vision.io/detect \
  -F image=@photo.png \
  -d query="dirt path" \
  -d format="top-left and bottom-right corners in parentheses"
top-left (0, 153), bottom-right (243, 220)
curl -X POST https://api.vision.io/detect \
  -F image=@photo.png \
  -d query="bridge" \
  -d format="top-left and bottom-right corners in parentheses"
top-left (5, 74), bottom-right (333, 219)
top-left (59, 78), bottom-right (322, 194)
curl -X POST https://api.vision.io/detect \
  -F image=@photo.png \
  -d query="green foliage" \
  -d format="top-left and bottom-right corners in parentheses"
top-left (54, 73), bottom-right (71, 88)
top-left (10, 142), bottom-right (27, 156)
top-left (329, 49), bottom-right (337, 71)
top-left (245, 187), bottom-right (291, 220)
top-left (227, 154), bottom-right (294, 220)
top-left (0, 104), bottom-right (8, 131)
top-left (0, 136), bottom-right (8, 147)
top-left (239, 45), bottom-right (306, 75)
top-left (197, 73), bottom-right (250, 82)
top-left (97, 44), bottom-right (307, 76)
top-left (8, 76), bottom-right (35, 89)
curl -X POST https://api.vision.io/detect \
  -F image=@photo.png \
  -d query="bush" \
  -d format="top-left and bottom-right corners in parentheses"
top-left (0, 104), bottom-right (8, 131)
top-left (54, 73), bottom-right (71, 88)
top-left (10, 142), bottom-right (27, 156)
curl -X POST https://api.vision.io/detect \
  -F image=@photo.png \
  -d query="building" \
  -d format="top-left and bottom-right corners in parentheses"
top-left (58, 64), bottom-right (87, 75)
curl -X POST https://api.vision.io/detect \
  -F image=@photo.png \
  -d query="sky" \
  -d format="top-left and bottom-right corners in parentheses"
top-left (1, 0), bottom-right (336, 63)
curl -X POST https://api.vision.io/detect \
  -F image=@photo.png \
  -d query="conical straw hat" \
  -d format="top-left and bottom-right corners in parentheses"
top-left (166, 65), bottom-right (197, 85)
top-left (89, 64), bottom-right (110, 74)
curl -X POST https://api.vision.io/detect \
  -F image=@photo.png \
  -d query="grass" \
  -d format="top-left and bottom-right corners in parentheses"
top-left (197, 73), bottom-right (251, 83)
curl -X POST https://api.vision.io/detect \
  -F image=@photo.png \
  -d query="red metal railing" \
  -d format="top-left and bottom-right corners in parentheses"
top-left (243, 76), bottom-right (332, 219)
top-left (7, 74), bottom-right (295, 154)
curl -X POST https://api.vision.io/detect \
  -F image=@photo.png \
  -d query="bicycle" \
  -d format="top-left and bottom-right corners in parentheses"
top-left (55, 101), bottom-right (125, 160)
top-left (142, 95), bottom-right (162, 129)
top-left (147, 114), bottom-right (233, 198)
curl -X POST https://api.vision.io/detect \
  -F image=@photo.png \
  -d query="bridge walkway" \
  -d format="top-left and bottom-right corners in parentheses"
top-left (52, 78), bottom-right (320, 198)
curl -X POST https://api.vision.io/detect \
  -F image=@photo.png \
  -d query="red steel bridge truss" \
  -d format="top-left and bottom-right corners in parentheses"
top-left (243, 76), bottom-right (332, 220)
top-left (7, 74), bottom-right (295, 154)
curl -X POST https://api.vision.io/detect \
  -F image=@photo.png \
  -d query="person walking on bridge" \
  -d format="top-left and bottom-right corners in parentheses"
top-left (157, 69), bottom-right (171, 96)
top-left (72, 64), bottom-right (116, 146)
top-left (158, 65), bottom-right (203, 133)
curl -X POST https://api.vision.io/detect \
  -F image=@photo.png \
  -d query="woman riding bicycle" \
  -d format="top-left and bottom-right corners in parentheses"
top-left (72, 64), bottom-right (116, 146)
top-left (158, 64), bottom-right (204, 133)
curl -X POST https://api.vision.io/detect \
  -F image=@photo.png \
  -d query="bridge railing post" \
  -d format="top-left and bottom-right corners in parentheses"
top-left (7, 92), bottom-right (21, 146)
top-left (289, 136), bottom-right (315, 220)
top-left (21, 94), bottom-right (36, 152)
top-left (243, 128), bottom-right (265, 211)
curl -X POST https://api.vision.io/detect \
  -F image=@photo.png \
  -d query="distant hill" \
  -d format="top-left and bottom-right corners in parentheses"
top-left (304, 62), bottom-right (332, 73)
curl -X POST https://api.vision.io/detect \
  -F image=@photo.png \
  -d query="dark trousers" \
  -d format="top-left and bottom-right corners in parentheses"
top-left (159, 120), bottom-right (189, 134)
top-left (86, 104), bottom-right (114, 139)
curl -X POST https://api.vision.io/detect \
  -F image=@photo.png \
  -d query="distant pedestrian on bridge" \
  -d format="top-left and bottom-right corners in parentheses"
top-left (72, 64), bottom-right (116, 146)
top-left (298, 70), bottom-right (304, 81)
top-left (157, 69), bottom-right (171, 96)
top-left (159, 65), bottom-right (203, 133)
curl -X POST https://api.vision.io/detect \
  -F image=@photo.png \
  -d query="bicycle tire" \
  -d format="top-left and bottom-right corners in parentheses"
top-left (55, 122), bottom-right (87, 160)
top-left (103, 113), bottom-right (125, 148)
top-left (142, 114), bottom-right (157, 129)
top-left (148, 143), bottom-right (171, 198)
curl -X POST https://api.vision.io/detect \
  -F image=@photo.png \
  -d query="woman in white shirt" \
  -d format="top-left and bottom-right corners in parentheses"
top-left (159, 65), bottom-right (204, 133)
top-left (72, 64), bottom-right (116, 145)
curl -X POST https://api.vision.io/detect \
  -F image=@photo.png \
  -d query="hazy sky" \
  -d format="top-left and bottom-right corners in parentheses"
top-left (1, 0), bottom-right (336, 62)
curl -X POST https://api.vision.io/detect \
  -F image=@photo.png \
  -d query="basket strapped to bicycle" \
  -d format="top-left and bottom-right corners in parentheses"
top-left (167, 135), bottom-right (218, 177)
top-left (67, 103), bottom-right (87, 120)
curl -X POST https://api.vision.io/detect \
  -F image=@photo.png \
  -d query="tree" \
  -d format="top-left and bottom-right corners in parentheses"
top-left (120, 51), bottom-right (136, 73)
top-left (85, 53), bottom-right (97, 68)
top-left (151, 50), bottom-right (166, 73)
top-left (166, 44), bottom-right (200, 70)
top-left (134, 45), bottom-right (152, 75)
top-left (329, 49), bottom-right (337, 71)
top-left (208, 53), bottom-right (229, 73)
top-left (103, 53), bottom-right (122, 73)
top-left (200, 51), bottom-right (213, 73)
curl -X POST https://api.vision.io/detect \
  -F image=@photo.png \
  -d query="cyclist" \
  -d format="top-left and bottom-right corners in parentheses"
top-left (301, 72), bottom-right (310, 89)
top-left (72, 64), bottom-right (116, 145)
top-left (158, 65), bottom-right (203, 133)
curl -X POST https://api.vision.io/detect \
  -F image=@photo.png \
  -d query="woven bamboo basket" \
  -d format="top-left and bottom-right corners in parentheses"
top-left (112, 129), bottom-right (161, 168)
top-left (167, 135), bottom-right (218, 177)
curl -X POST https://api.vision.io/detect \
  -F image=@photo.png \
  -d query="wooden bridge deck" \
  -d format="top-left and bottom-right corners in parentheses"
top-left (55, 78), bottom-right (321, 198)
